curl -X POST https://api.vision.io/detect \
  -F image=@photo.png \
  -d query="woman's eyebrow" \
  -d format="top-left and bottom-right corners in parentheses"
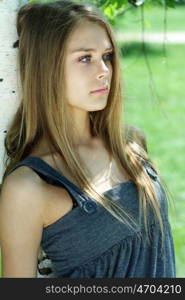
top-left (70, 46), bottom-right (113, 54)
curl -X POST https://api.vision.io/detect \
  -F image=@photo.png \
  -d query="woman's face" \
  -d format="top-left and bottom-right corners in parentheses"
top-left (64, 20), bottom-right (113, 112)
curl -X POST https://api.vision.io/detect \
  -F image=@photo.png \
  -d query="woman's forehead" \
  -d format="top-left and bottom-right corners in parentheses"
top-left (67, 21), bottom-right (112, 52)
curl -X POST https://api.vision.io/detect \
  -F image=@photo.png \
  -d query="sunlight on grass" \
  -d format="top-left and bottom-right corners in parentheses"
top-left (115, 5), bottom-right (185, 32)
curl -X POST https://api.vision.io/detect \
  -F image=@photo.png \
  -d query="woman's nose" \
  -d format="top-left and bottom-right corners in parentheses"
top-left (97, 60), bottom-right (110, 79)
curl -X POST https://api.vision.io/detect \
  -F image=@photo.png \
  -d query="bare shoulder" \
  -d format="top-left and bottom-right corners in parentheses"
top-left (1, 165), bottom-right (43, 194)
top-left (0, 166), bottom-right (47, 277)
top-left (1, 163), bottom-right (75, 229)
top-left (0, 165), bottom-right (46, 218)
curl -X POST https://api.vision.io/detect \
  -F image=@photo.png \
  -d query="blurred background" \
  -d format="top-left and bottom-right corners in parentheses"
top-left (115, 2), bottom-right (185, 278)
top-left (0, 0), bottom-right (184, 277)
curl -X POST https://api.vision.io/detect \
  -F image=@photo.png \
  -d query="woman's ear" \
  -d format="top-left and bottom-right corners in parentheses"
top-left (125, 125), bottom-right (148, 153)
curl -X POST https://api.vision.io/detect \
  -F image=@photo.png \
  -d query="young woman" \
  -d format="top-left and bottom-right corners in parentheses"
top-left (0, 0), bottom-right (176, 278)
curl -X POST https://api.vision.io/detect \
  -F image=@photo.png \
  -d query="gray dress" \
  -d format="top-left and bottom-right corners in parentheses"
top-left (9, 156), bottom-right (176, 278)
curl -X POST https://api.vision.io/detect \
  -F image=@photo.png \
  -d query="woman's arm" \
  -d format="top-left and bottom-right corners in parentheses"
top-left (0, 170), bottom-right (45, 278)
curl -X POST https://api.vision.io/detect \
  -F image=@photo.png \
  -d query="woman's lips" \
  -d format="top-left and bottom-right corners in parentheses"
top-left (90, 87), bottom-right (108, 94)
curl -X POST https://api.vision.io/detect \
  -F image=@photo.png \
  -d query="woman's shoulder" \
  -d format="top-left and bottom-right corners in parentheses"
top-left (125, 124), bottom-right (148, 152)
top-left (0, 165), bottom-right (46, 213)
top-left (0, 163), bottom-right (71, 228)
top-left (2, 164), bottom-right (43, 190)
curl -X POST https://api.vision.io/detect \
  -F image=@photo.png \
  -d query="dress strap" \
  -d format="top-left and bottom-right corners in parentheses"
top-left (8, 156), bottom-right (97, 215)
top-left (141, 160), bottom-right (158, 181)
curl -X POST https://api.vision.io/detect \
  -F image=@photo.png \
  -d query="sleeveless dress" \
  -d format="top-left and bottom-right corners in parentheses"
top-left (9, 156), bottom-right (176, 278)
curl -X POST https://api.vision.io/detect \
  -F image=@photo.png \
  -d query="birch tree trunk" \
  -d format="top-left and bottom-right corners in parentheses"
top-left (0, 0), bottom-right (27, 182)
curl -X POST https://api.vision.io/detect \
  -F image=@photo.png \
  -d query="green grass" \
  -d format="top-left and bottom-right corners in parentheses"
top-left (120, 42), bottom-right (185, 277)
top-left (115, 6), bottom-right (185, 32)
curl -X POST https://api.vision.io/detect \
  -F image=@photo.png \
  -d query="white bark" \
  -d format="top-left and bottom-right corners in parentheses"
top-left (0, 0), bottom-right (27, 182)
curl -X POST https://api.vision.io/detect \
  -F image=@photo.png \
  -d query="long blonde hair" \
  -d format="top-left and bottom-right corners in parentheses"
top-left (2, 0), bottom-right (166, 244)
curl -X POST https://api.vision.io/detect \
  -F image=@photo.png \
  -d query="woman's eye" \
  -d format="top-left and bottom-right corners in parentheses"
top-left (79, 55), bottom-right (91, 63)
top-left (79, 52), bottom-right (113, 63)
top-left (103, 52), bottom-right (113, 61)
